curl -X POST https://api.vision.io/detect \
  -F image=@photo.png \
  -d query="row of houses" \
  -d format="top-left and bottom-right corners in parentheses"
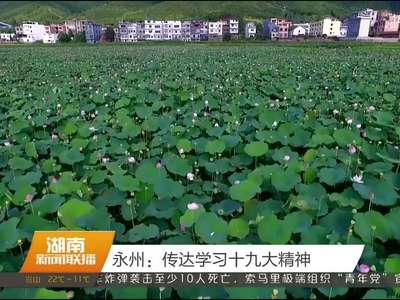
top-left (1, 8), bottom-right (399, 44)
top-left (0, 17), bottom-right (243, 44)
top-left (269, 9), bottom-right (400, 40)
top-left (115, 18), bottom-right (242, 42)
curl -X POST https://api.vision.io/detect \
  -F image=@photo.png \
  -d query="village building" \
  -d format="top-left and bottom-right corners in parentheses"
top-left (45, 23), bottom-right (67, 35)
top-left (264, 18), bottom-right (292, 40)
top-left (222, 17), bottom-right (239, 39)
top-left (190, 20), bottom-right (208, 41)
top-left (181, 21), bottom-right (191, 41)
top-left (142, 20), bottom-right (163, 40)
top-left (345, 9), bottom-right (377, 38)
top-left (118, 21), bottom-right (138, 42)
top-left (245, 23), bottom-right (256, 38)
top-left (309, 17), bottom-right (342, 37)
top-left (289, 24), bottom-right (308, 38)
top-left (65, 19), bottom-right (89, 34)
top-left (17, 21), bottom-right (46, 43)
top-left (0, 32), bottom-right (16, 42)
top-left (293, 23), bottom-right (310, 35)
top-left (208, 21), bottom-right (223, 41)
top-left (162, 20), bottom-right (182, 40)
top-left (339, 24), bottom-right (348, 38)
top-left (43, 33), bottom-right (58, 43)
top-left (371, 10), bottom-right (400, 37)
top-left (85, 21), bottom-right (102, 43)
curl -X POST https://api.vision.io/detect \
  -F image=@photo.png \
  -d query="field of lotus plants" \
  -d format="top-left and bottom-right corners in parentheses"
top-left (0, 43), bottom-right (399, 299)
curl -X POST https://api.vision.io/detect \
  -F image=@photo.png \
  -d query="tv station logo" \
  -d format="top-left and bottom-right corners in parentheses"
top-left (34, 236), bottom-right (96, 266)
top-left (20, 231), bottom-right (114, 273)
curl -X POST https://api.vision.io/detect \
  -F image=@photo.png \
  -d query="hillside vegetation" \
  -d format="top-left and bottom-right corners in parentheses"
top-left (0, 1), bottom-right (399, 25)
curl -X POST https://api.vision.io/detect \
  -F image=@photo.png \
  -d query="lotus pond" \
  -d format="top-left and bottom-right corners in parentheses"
top-left (0, 43), bottom-right (399, 299)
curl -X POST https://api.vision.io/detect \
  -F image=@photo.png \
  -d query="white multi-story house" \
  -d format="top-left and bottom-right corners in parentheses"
top-left (0, 33), bottom-right (15, 42)
top-left (143, 20), bottom-right (163, 40)
top-left (15, 25), bottom-right (23, 36)
top-left (181, 21), bottom-right (191, 41)
top-left (136, 22), bottom-right (145, 40)
top-left (309, 17), bottom-right (342, 37)
top-left (190, 20), bottom-right (208, 41)
top-left (345, 9), bottom-right (377, 38)
top-left (43, 33), bottom-right (58, 43)
top-left (162, 20), bottom-right (182, 40)
top-left (18, 22), bottom-right (46, 43)
top-left (208, 21), bottom-right (223, 40)
top-left (118, 21), bottom-right (138, 42)
top-left (245, 23), bottom-right (256, 38)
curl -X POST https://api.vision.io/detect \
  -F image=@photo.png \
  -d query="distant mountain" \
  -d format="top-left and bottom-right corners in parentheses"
top-left (0, 1), bottom-right (399, 25)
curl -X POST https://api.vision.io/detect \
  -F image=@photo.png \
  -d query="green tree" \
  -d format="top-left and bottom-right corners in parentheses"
top-left (67, 29), bottom-right (74, 39)
top-left (58, 32), bottom-right (71, 43)
top-left (73, 32), bottom-right (86, 43)
top-left (103, 27), bottom-right (115, 42)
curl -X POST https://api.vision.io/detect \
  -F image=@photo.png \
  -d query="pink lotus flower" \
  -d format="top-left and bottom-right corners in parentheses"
top-left (367, 106), bottom-right (375, 113)
top-left (348, 144), bottom-right (357, 155)
top-left (49, 176), bottom-right (59, 184)
top-left (357, 264), bottom-right (370, 273)
top-left (25, 193), bottom-right (34, 203)
top-left (187, 202), bottom-right (200, 210)
top-left (156, 161), bottom-right (162, 169)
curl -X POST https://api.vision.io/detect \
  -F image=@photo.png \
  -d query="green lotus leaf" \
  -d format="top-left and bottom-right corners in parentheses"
top-left (90, 170), bottom-right (108, 184)
top-left (228, 218), bottom-right (249, 239)
top-left (154, 178), bottom-right (184, 199)
top-left (259, 110), bottom-right (285, 128)
top-left (318, 166), bottom-right (346, 186)
top-left (244, 141), bottom-right (268, 157)
top-left (300, 225), bottom-right (329, 244)
top-left (284, 211), bottom-right (313, 233)
top-left (229, 179), bottom-right (261, 202)
top-left (258, 213), bottom-right (292, 244)
top-left (205, 139), bottom-right (225, 154)
top-left (50, 172), bottom-right (82, 195)
top-left (58, 198), bottom-right (96, 229)
top-left (271, 168), bottom-right (301, 192)
top-left (195, 212), bottom-right (228, 244)
top-left (9, 157), bottom-right (34, 170)
top-left (135, 161), bottom-right (167, 184)
top-left (59, 148), bottom-right (85, 165)
top-left (353, 211), bottom-right (392, 244)
top-left (0, 218), bottom-right (20, 252)
top-left (176, 138), bottom-right (192, 152)
top-left (164, 153), bottom-right (192, 176)
top-left (333, 128), bottom-right (361, 147)
top-left (127, 223), bottom-right (159, 242)
top-left (362, 289), bottom-right (388, 299)
top-left (32, 194), bottom-right (65, 216)
top-left (110, 174), bottom-right (140, 192)
top-left (25, 142), bottom-right (38, 159)
top-left (180, 204), bottom-right (206, 227)
top-left (353, 175), bottom-right (398, 206)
